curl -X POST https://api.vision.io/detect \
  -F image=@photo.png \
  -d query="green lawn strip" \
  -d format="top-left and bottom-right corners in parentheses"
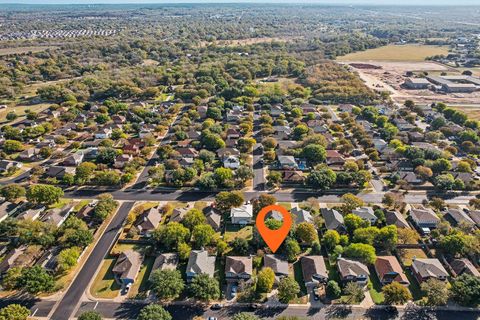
top-left (292, 259), bottom-right (307, 296)
top-left (367, 267), bottom-right (385, 305)
top-left (405, 269), bottom-right (423, 301)
top-left (90, 255), bottom-right (121, 299)
top-left (128, 255), bottom-right (155, 298)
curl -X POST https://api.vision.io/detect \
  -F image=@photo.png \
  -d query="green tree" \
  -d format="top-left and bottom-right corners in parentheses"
top-left (3, 140), bottom-right (24, 154)
top-left (232, 313), bottom-right (259, 320)
top-left (343, 282), bottom-right (364, 303)
top-left (323, 230), bottom-right (340, 252)
top-left (0, 304), bottom-right (30, 320)
top-left (57, 247), bottom-right (81, 272)
top-left (451, 274), bottom-right (480, 307)
top-left (382, 282), bottom-right (412, 305)
top-left (189, 274), bottom-right (220, 301)
top-left (178, 242), bottom-right (191, 261)
top-left (439, 232), bottom-right (468, 257)
top-left (341, 193), bottom-right (364, 214)
top-left (75, 162), bottom-right (97, 184)
top-left (215, 191), bottom-right (244, 211)
top-left (182, 209), bottom-right (206, 231)
top-left (92, 194), bottom-right (118, 221)
top-left (137, 305), bottom-right (172, 320)
top-left (343, 243), bottom-right (377, 264)
top-left (344, 214), bottom-right (369, 234)
top-left (252, 194), bottom-right (277, 215)
top-left (1, 267), bottom-right (21, 290)
top-left (434, 174), bottom-right (455, 190)
top-left (421, 278), bottom-right (449, 306)
top-left (326, 280), bottom-right (341, 299)
top-left (78, 311), bottom-right (103, 320)
top-left (278, 277), bottom-right (300, 303)
top-left (302, 144), bottom-right (326, 166)
top-left (192, 224), bottom-right (215, 248)
top-left (295, 222), bottom-right (317, 245)
top-left (150, 269), bottom-right (185, 300)
top-left (17, 265), bottom-right (54, 294)
top-left (0, 184), bottom-right (26, 202)
top-left (231, 237), bottom-right (249, 256)
top-left (154, 222), bottom-right (190, 250)
top-left (284, 238), bottom-right (301, 261)
top-left (306, 168), bottom-right (336, 190)
top-left (257, 267), bottom-right (275, 293)
top-left (26, 184), bottom-right (64, 205)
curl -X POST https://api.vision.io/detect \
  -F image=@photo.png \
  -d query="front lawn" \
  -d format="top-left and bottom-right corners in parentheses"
top-left (90, 256), bottom-right (121, 299)
top-left (128, 256), bottom-right (155, 299)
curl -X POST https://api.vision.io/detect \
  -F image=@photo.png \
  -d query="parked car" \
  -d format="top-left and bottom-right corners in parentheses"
top-left (231, 285), bottom-right (238, 297)
top-left (211, 304), bottom-right (223, 310)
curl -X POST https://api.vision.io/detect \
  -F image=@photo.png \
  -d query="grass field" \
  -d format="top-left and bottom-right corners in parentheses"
top-left (398, 248), bottom-right (427, 267)
top-left (452, 106), bottom-right (480, 121)
top-left (0, 103), bottom-right (51, 122)
top-left (224, 225), bottom-right (253, 242)
top-left (337, 44), bottom-right (450, 62)
top-left (0, 46), bottom-right (58, 56)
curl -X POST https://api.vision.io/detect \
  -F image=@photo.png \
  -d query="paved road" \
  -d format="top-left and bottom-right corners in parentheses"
top-left (74, 302), bottom-right (480, 320)
top-left (50, 201), bottom-right (135, 320)
top-left (63, 188), bottom-right (477, 205)
top-left (253, 143), bottom-right (265, 191)
top-left (0, 299), bottom-right (55, 318)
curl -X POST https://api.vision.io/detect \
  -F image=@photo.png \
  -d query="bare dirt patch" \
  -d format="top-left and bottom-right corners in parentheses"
top-left (199, 36), bottom-right (301, 47)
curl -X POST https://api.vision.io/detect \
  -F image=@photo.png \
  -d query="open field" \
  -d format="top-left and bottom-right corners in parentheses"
top-left (199, 36), bottom-right (301, 47)
top-left (0, 46), bottom-right (58, 56)
top-left (452, 105), bottom-right (480, 121)
top-left (0, 103), bottom-right (51, 122)
top-left (337, 44), bottom-right (450, 62)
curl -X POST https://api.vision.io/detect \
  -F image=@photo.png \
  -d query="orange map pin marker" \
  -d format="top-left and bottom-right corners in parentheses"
top-left (256, 204), bottom-right (292, 253)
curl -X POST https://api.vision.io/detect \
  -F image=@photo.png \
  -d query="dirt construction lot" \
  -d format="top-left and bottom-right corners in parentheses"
top-left (341, 61), bottom-right (480, 105)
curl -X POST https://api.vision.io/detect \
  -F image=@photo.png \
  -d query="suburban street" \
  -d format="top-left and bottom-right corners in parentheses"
top-left (49, 201), bottom-right (135, 320)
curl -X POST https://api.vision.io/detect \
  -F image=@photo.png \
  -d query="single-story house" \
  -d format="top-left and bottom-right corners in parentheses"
top-left (278, 156), bottom-right (298, 170)
top-left (230, 204), bottom-right (253, 225)
top-left (223, 155), bottom-right (240, 169)
top-left (204, 206), bottom-right (222, 231)
top-left (136, 206), bottom-right (162, 235)
top-left (352, 207), bottom-right (377, 224)
top-left (411, 258), bottom-right (449, 284)
top-left (282, 170), bottom-right (305, 184)
top-left (264, 255), bottom-right (289, 284)
top-left (444, 208), bottom-right (475, 227)
top-left (41, 204), bottom-right (74, 227)
top-left (385, 210), bottom-right (410, 229)
top-left (321, 208), bottom-right (345, 231)
top-left (0, 160), bottom-right (22, 173)
top-left (449, 258), bottom-right (480, 278)
top-left (337, 258), bottom-right (370, 286)
top-left (186, 250), bottom-right (216, 282)
top-left (149, 253), bottom-right (179, 281)
top-left (112, 250), bottom-right (143, 286)
top-left (301, 256), bottom-right (328, 288)
top-left (409, 207), bottom-right (440, 234)
top-left (225, 256), bottom-right (253, 282)
top-left (374, 256), bottom-right (409, 286)
top-left (291, 205), bottom-right (313, 225)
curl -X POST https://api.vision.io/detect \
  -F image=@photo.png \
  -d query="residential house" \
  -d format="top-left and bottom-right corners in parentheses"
top-left (18, 148), bottom-right (40, 161)
top-left (264, 255), bottom-right (289, 283)
top-left (149, 253), bottom-right (179, 281)
top-left (186, 250), bottom-right (216, 282)
top-left (223, 155), bottom-right (240, 169)
top-left (114, 154), bottom-right (132, 169)
top-left (226, 128), bottom-right (240, 140)
top-left (17, 206), bottom-right (44, 221)
top-left (374, 256), bottom-right (409, 286)
top-left (398, 171), bottom-right (423, 185)
top-left (225, 256), bottom-right (253, 282)
top-left (62, 152), bottom-right (84, 166)
top-left (0, 201), bottom-right (16, 223)
top-left (449, 258), bottom-right (480, 277)
top-left (352, 207), bottom-right (377, 224)
top-left (282, 170), bottom-right (305, 184)
top-left (445, 208), bottom-right (475, 227)
top-left (278, 156), bottom-right (298, 170)
top-left (112, 115), bottom-right (126, 124)
top-left (321, 208), bottom-right (345, 231)
top-left (176, 148), bottom-right (199, 159)
top-left (291, 205), bottom-right (313, 225)
top-left (410, 207), bottom-right (440, 234)
top-left (112, 250), bottom-right (143, 286)
top-left (217, 147), bottom-right (240, 160)
top-left (273, 126), bottom-right (292, 140)
top-left (301, 256), bottom-right (328, 288)
top-left (41, 204), bottom-right (74, 227)
top-left (276, 141), bottom-right (298, 156)
top-left (45, 166), bottom-right (75, 179)
top-left (270, 104), bottom-right (283, 116)
top-left (204, 206), bottom-right (222, 231)
top-left (326, 150), bottom-right (346, 166)
top-left (411, 258), bottom-right (449, 283)
top-left (95, 128), bottom-right (112, 139)
top-left (373, 139), bottom-right (388, 152)
top-left (467, 210), bottom-right (480, 227)
top-left (385, 210), bottom-right (410, 229)
top-left (136, 206), bottom-right (162, 235)
top-left (170, 204), bottom-right (192, 223)
top-left (337, 258), bottom-right (370, 285)
top-left (230, 204), bottom-right (253, 225)
top-left (0, 160), bottom-right (22, 173)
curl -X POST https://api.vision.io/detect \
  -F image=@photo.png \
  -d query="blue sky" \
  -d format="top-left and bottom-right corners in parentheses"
top-left (0, 0), bottom-right (479, 4)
